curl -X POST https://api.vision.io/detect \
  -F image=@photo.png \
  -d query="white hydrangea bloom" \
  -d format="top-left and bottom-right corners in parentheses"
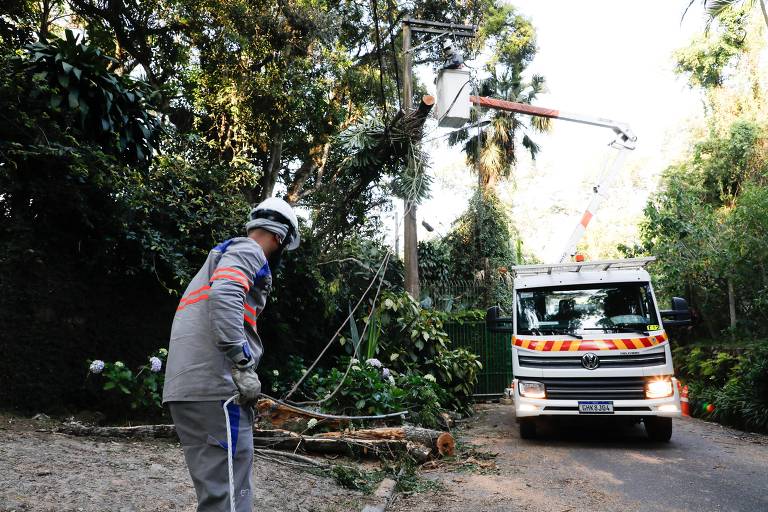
top-left (351, 365), bottom-right (362, 372)
top-left (388, 375), bottom-right (396, 386)
top-left (89, 360), bottom-right (105, 374)
top-left (365, 358), bottom-right (382, 368)
top-left (114, 361), bottom-right (124, 369)
top-left (272, 369), bottom-right (280, 376)
top-left (424, 374), bottom-right (436, 382)
top-left (149, 357), bottom-right (162, 373)
top-left (350, 358), bottom-right (359, 365)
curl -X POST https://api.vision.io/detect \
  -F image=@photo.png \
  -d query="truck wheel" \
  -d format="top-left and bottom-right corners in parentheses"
top-left (644, 417), bottom-right (672, 442)
top-left (519, 418), bottom-right (537, 439)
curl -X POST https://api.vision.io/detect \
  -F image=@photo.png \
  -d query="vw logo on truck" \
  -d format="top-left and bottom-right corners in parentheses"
top-left (581, 353), bottom-right (600, 370)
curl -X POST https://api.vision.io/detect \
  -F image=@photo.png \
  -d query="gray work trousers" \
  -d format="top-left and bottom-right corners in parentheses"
top-left (169, 401), bottom-right (254, 512)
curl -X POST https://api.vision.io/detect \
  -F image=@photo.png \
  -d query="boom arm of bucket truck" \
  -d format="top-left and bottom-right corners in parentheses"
top-left (468, 96), bottom-right (637, 263)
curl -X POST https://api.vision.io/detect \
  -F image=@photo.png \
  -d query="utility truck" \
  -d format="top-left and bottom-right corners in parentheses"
top-left (486, 257), bottom-right (692, 441)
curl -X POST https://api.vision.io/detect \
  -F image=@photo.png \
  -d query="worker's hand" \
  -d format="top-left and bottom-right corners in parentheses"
top-left (227, 345), bottom-right (261, 407)
top-left (232, 364), bottom-right (261, 408)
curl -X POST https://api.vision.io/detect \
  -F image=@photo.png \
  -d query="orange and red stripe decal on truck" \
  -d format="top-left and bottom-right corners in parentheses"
top-left (512, 332), bottom-right (668, 351)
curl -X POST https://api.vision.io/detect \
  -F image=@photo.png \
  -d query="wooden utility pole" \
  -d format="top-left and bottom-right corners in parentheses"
top-left (401, 21), bottom-right (420, 300)
top-left (400, 19), bottom-right (476, 301)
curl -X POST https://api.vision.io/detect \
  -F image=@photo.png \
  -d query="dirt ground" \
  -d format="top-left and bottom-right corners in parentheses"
top-left (2, 406), bottom-right (767, 512)
top-left (0, 414), bottom-right (366, 512)
top-left (390, 404), bottom-right (768, 512)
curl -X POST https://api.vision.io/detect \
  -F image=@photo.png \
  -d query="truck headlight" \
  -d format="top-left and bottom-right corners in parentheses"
top-left (518, 380), bottom-right (546, 399)
top-left (646, 377), bottom-right (673, 399)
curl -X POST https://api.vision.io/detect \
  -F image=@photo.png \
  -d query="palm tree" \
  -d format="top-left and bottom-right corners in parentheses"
top-left (688, 0), bottom-right (768, 32)
top-left (448, 67), bottom-right (551, 191)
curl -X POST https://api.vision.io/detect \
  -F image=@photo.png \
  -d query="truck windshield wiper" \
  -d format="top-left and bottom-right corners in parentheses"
top-left (613, 326), bottom-right (650, 336)
top-left (580, 326), bottom-right (650, 336)
top-left (542, 328), bottom-right (582, 339)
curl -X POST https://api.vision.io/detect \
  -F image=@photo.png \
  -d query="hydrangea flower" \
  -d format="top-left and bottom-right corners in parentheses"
top-left (149, 356), bottom-right (162, 373)
top-left (351, 365), bottom-right (362, 372)
top-left (388, 375), bottom-right (396, 386)
top-left (424, 374), bottom-right (436, 383)
top-left (381, 368), bottom-right (391, 379)
top-left (350, 358), bottom-right (359, 365)
top-left (272, 369), bottom-right (280, 377)
top-left (114, 361), bottom-right (125, 369)
top-left (365, 358), bottom-right (382, 368)
top-left (89, 360), bottom-right (105, 374)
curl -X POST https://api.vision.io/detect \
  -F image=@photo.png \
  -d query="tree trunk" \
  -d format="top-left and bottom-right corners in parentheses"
top-left (58, 422), bottom-right (177, 439)
top-left (258, 134), bottom-right (283, 202)
top-left (728, 279), bottom-right (737, 330)
top-left (316, 426), bottom-right (454, 455)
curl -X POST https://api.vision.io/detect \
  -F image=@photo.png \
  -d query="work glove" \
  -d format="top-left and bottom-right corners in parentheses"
top-left (227, 346), bottom-right (262, 408)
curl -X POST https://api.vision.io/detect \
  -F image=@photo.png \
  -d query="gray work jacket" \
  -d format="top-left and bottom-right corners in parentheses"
top-left (163, 237), bottom-right (271, 402)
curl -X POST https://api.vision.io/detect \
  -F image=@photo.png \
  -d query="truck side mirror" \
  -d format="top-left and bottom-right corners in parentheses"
top-left (661, 296), bottom-right (692, 327)
top-left (486, 306), bottom-right (514, 333)
top-left (671, 296), bottom-right (689, 314)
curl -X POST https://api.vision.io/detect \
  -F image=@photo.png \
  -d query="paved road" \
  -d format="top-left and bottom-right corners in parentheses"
top-left (391, 404), bottom-right (768, 512)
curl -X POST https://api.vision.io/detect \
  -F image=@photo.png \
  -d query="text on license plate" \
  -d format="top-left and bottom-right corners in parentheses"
top-left (578, 401), bottom-right (614, 414)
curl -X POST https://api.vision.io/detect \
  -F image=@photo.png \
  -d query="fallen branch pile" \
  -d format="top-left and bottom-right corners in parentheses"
top-left (58, 416), bottom-right (455, 463)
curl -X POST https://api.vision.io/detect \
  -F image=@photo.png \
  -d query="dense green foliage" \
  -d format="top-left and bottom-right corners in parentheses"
top-left (641, 121), bottom-right (768, 336)
top-left (0, 0), bottom-right (538, 413)
top-left (674, 343), bottom-right (768, 432)
top-left (641, 6), bottom-right (768, 340)
top-left (266, 293), bottom-right (482, 426)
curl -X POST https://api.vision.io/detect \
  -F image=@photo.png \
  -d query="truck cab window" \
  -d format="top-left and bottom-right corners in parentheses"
top-left (516, 283), bottom-right (658, 335)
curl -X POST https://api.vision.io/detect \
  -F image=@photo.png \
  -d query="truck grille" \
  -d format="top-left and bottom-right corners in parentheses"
top-left (518, 351), bottom-right (666, 369)
top-left (533, 377), bottom-right (647, 401)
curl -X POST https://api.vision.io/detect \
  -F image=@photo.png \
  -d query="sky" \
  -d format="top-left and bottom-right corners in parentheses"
top-left (392, 0), bottom-right (709, 263)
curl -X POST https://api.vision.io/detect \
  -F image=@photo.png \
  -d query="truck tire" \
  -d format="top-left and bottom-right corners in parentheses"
top-left (519, 418), bottom-right (537, 439)
top-left (644, 417), bottom-right (672, 442)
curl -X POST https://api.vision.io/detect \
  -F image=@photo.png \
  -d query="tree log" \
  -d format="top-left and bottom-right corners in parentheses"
top-left (57, 422), bottom-right (450, 460)
top-left (316, 426), bottom-right (454, 457)
top-left (57, 422), bottom-right (177, 439)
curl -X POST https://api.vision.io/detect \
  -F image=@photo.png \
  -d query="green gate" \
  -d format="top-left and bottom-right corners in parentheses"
top-left (444, 321), bottom-right (514, 397)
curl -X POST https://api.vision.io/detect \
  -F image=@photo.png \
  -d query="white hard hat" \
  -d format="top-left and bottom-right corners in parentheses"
top-left (246, 197), bottom-right (300, 250)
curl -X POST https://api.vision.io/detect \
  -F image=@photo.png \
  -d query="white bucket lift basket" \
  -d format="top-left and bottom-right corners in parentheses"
top-left (435, 68), bottom-right (471, 128)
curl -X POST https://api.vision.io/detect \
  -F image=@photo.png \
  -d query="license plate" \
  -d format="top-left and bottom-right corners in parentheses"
top-left (578, 401), bottom-right (614, 414)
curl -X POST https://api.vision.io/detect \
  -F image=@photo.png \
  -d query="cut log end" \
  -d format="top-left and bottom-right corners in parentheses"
top-left (436, 432), bottom-right (455, 457)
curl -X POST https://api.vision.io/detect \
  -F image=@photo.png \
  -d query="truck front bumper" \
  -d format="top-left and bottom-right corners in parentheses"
top-left (512, 377), bottom-right (682, 418)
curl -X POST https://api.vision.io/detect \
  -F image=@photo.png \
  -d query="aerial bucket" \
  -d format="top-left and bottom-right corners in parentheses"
top-left (435, 68), bottom-right (471, 128)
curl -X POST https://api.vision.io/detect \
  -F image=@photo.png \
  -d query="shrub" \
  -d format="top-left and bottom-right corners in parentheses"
top-left (675, 343), bottom-right (768, 432)
top-left (86, 348), bottom-right (168, 419)
top-left (303, 358), bottom-right (450, 429)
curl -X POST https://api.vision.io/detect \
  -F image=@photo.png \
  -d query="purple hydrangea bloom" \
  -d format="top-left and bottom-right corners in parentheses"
top-left (149, 356), bottom-right (163, 373)
top-left (365, 358), bottom-right (382, 368)
top-left (381, 368), bottom-right (391, 379)
top-left (89, 360), bottom-right (105, 374)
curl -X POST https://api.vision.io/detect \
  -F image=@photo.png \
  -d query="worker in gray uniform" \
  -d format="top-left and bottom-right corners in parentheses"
top-left (163, 197), bottom-right (300, 512)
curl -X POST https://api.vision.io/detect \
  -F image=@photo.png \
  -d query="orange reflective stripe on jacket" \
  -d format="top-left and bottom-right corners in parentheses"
top-left (243, 302), bottom-right (259, 326)
top-left (176, 285), bottom-right (212, 311)
top-left (210, 273), bottom-right (250, 291)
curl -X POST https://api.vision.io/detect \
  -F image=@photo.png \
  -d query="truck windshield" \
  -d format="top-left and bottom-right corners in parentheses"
top-left (516, 283), bottom-right (659, 335)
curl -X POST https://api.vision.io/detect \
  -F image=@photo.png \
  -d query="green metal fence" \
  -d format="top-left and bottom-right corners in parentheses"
top-left (444, 321), bottom-right (514, 397)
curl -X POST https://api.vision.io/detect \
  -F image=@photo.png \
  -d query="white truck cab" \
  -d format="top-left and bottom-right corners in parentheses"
top-left (486, 257), bottom-right (692, 441)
